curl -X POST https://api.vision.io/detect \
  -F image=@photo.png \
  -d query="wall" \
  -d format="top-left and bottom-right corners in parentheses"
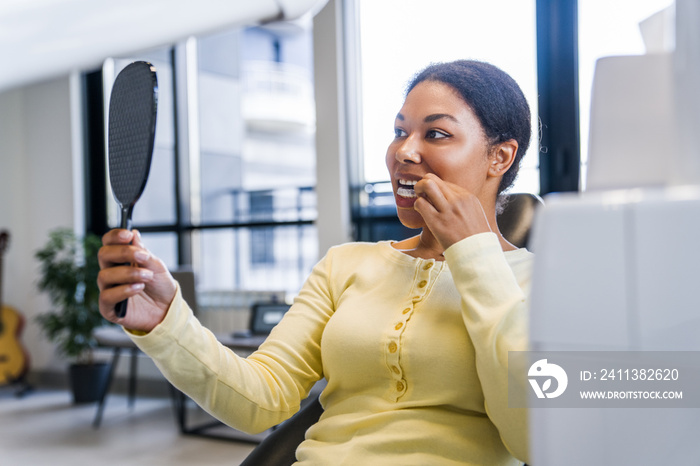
top-left (0, 76), bottom-right (169, 385)
top-left (0, 77), bottom-right (76, 372)
top-left (313, 0), bottom-right (353, 255)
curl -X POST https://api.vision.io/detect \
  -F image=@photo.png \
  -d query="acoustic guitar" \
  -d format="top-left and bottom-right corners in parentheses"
top-left (0, 230), bottom-right (29, 385)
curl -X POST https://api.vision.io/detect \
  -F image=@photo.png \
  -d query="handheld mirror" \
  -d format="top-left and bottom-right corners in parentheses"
top-left (108, 61), bottom-right (158, 318)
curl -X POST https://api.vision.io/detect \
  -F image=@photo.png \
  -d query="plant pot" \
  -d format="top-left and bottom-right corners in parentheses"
top-left (69, 362), bottom-right (110, 404)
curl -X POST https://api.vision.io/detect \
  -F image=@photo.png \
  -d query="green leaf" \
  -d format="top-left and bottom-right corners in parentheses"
top-left (34, 228), bottom-right (106, 362)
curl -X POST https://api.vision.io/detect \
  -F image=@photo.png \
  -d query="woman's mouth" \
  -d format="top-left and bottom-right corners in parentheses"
top-left (397, 179), bottom-right (418, 198)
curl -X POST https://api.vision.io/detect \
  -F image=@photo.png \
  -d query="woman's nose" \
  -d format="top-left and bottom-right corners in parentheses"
top-left (395, 137), bottom-right (421, 164)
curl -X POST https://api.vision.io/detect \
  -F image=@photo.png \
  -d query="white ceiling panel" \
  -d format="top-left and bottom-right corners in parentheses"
top-left (0, 0), bottom-right (327, 92)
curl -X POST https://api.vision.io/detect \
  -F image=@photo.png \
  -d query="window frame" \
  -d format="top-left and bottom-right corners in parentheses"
top-left (83, 42), bottom-right (317, 275)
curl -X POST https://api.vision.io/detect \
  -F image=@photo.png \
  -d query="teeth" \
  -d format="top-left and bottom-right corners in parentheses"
top-left (396, 179), bottom-right (419, 198)
top-left (397, 179), bottom-right (418, 198)
top-left (397, 187), bottom-right (417, 198)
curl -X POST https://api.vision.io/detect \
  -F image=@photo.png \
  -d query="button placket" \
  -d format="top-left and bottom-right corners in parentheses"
top-left (410, 258), bottom-right (439, 303)
top-left (387, 307), bottom-right (407, 390)
top-left (386, 259), bottom-right (441, 399)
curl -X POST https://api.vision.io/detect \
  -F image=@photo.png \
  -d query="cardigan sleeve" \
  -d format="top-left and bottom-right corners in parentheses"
top-left (126, 248), bottom-right (336, 434)
top-left (443, 232), bottom-right (531, 464)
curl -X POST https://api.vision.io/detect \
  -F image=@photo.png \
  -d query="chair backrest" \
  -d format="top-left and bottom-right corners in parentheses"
top-left (497, 192), bottom-right (544, 249)
top-left (239, 396), bottom-right (324, 466)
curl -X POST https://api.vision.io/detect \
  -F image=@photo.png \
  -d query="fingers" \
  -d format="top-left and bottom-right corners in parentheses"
top-left (97, 262), bottom-right (154, 287)
top-left (412, 174), bottom-right (492, 251)
top-left (97, 261), bottom-right (152, 322)
top-left (97, 229), bottom-right (150, 292)
top-left (132, 229), bottom-right (146, 249)
top-left (98, 282), bottom-right (145, 317)
top-left (414, 174), bottom-right (450, 213)
top-left (414, 174), bottom-right (467, 224)
top-left (102, 228), bottom-right (135, 246)
top-left (96, 229), bottom-right (176, 329)
top-left (98, 242), bottom-right (151, 270)
top-left (98, 229), bottom-right (151, 268)
top-left (413, 196), bottom-right (434, 221)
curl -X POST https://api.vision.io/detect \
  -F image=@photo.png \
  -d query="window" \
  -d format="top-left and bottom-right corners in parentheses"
top-left (193, 25), bottom-right (317, 294)
top-left (90, 20), bottom-right (318, 296)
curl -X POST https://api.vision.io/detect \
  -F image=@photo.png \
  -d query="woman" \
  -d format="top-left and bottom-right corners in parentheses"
top-left (98, 60), bottom-right (533, 465)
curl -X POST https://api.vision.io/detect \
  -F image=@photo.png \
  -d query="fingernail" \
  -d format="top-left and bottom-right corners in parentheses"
top-left (130, 283), bottom-right (145, 292)
top-left (134, 250), bottom-right (150, 263)
top-left (140, 269), bottom-right (154, 281)
top-left (118, 230), bottom-right (131, 240)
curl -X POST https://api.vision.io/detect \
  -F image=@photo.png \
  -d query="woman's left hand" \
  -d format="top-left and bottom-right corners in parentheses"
top-left (413, 173), bottom-right (492, 251)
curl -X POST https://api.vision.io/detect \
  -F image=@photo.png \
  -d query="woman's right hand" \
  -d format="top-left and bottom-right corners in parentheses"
top-left (97, 229), bottom-right (177, 333)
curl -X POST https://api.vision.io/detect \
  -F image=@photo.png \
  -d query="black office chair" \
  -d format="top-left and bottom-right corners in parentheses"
top-left (240, 192), bottom-right (543, 466)
top-left (497, 192), bottom-right (543, 248)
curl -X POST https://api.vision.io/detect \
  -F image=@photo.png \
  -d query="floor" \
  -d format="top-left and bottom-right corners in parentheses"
top-left (0, 387), bottom-right (256, 466)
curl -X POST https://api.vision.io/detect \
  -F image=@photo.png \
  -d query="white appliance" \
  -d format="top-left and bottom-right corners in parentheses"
top-left (528, 1), bottom-right (700, 464)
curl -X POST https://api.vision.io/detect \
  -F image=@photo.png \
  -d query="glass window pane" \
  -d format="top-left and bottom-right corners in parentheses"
top-left (196, 24), bottom-right (316, 225)
top-left (140, 232), bottom-right (178, 271)
top-left (193, 22), bottom-right (319, 293)
top-left (578, 0), bottom-right (674, 188)
top-left (357, 0), bottom-right (539, 195)
top-left (104, 52), bottom-right (177, 228)
top-left (198, 225), bottom-right (318, 294)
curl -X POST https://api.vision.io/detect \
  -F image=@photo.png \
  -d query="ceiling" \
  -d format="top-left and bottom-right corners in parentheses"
top-left (0, 0), bottom-right (327, 92)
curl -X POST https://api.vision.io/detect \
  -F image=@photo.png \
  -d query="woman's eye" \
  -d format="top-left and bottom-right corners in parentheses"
top-left (426, 129), bottom-right (449, 139)
top-left (394, 128), bottom-right (407, 138)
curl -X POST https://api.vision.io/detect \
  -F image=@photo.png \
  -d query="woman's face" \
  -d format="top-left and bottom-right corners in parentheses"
top-left (385, 80), bottom-right (494, 230)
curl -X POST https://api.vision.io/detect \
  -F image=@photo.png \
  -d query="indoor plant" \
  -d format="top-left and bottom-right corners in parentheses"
top-left (35, 227), bottom-right (109, 403)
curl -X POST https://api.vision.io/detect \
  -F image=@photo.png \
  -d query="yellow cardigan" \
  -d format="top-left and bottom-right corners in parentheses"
top-left (128, 232), bottom-right (533, 465)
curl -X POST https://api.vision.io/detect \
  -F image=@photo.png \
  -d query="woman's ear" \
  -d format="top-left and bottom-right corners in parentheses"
top-left (488, 139), bottom-right (518, 177)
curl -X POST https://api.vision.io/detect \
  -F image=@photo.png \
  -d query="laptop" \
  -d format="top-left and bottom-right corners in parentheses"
top-left (232, 301), bottom-right (290, 338)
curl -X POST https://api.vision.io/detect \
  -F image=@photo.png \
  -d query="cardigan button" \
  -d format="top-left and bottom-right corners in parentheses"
top-left (395, 322), bottom-right (403, 330)
top-left (396, 381), bottom-right (405, 392)
top-left (388, 342), bottom-right (397, 353)
top-left (417, 280), bottom-right (427, 288)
